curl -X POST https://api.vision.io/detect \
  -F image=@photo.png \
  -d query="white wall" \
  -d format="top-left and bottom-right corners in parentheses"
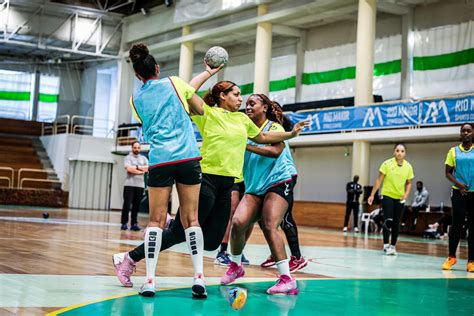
top-left (293, 141), bottom-right (458, 207)
top-left (293, 146), bottom-right (352, 202)
top-left (40, 134), bottom-right (126, 210)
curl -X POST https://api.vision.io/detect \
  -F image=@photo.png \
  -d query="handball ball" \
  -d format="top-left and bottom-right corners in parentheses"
top-left (227, 287), bottom-right (247, 311)
top-left (204, 46), bottom-right (229, 69)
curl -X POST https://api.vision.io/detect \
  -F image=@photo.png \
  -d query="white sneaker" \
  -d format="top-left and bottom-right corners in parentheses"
top-left (192, 274), bottom-right (207, 299)
top-left (386, 245), bottom-right (397, 256)
top-left (139, 278), bottom-right (155, 297)
top-left (383, 244), bottom-right (390, 253)
top-left (354, 227), bottom-right (359, 233)
top-left (343, 227), bottom-right (348, 232)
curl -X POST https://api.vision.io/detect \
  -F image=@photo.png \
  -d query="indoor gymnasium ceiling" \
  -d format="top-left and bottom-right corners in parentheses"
top-left (0, 0), bottom-right (440, 65)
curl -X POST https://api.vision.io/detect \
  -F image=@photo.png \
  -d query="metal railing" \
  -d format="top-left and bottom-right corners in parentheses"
top-left (17, 168), bottom-right (56, 189)
top-left (42, 115), bottom-right (70, 136)
top-left (19, 178), bottom-right (62, 190)
top-left (41, 114), bottom-right (115, 138)
top-left (0, 167), bottom-right (14, 188)
top-left (116, 125), bottom-right (140, 147)
top-left (0, 176), bottom-right (11, 188)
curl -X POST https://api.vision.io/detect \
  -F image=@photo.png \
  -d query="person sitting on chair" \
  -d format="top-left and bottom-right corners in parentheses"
top-left (402, 181), bottom-right (429, 230)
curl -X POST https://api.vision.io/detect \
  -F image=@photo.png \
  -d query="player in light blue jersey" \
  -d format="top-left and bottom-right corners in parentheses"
top-left (255, 103), bottom-right (308, 273)
top-left (442, 122), bottom-right (474, 272)
top-left (125, 43), bottom-right (221, 298)
top-left (221, 94), bottom-right (299, 295)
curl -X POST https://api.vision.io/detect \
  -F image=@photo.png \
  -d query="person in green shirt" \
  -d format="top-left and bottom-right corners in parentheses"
top-left (441, 122), bottom-right (474, 272)
top-left (368, 143), bottom-right (414, 256)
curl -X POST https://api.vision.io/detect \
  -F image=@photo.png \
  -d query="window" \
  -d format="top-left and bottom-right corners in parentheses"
top-left (38, 75), bottom-right (60, 122)
top-left (0, 70), bottom-right (34, 120)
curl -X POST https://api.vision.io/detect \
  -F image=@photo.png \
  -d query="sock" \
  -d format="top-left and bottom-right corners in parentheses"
top-left (145, 227), bottom-right (163, 281)
top-left (185, 226), bottom-right (204, 278)
top-left (230, 253), bottom-right (242, 265)
top-left (220, 243), bottom-right (228, 253)
top-left (276, 259), bottom-right (291, 277)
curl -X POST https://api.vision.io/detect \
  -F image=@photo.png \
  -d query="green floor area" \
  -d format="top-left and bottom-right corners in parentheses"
top-left (54, 278), bottom-right (474, 315)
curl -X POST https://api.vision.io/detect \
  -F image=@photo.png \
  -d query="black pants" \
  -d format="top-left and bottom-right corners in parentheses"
top-left (121, 186), bottom-right (144, 226)
top-left (129, 173), bottom-right (234, 262)
top-left (449, 190), bottom-right (474, 260)
top-left (344, 201), bottom-right (359, 227)
top-left (381, 196), bottom-right (404, 245)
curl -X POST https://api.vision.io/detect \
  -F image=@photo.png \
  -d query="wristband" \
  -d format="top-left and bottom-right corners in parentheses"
top-left (205, 70), bottom-right (212, 76)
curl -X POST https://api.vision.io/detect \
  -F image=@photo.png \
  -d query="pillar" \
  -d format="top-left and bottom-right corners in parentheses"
top-left (179, 25), bottom-right (194, 82)
top-left (352, 0), bottom-right (377, 187)
top-left (253, 4), bottom-right (272, 94)
top-left (401, 9), bottom-right (414, 99)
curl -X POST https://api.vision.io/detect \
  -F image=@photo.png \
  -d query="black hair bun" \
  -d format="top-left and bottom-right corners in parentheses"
top-left (129, 43), bottom-right (149, 64)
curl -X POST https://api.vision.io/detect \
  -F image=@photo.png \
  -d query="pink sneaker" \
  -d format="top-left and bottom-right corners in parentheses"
top-left (289, 256), bottom-right (308, 273)
top-left (260, 255), bottom-right (276, 268)
top-left (220, 262), bottom-right (245, 285)
top-left (266, 274), bottom-right (298, 295)
top-left (113, 252), bottom-right (136, 287)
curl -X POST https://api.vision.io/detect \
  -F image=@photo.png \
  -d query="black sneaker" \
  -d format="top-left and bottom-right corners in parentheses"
top-left (121, 224), bottom-right (128, 231)
top-left (130, 224), bottom-right (141, 231)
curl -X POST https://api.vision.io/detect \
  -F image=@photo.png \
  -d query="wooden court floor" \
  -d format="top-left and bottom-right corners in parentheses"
top-left (0, 206), bottom-right (472, 315)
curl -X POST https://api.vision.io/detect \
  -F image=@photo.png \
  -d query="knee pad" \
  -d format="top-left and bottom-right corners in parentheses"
top-left (384, 218), bottom-right (393, 230)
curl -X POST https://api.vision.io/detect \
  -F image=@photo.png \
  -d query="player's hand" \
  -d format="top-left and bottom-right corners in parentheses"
top-left (204, 60), bottom-right (224, 76)
top-left (367, 195), bottom-right (374, 205)
top-left (458, 183), bottom-right (468, 195)
top-left (291, 120), bottom-right (310, 137)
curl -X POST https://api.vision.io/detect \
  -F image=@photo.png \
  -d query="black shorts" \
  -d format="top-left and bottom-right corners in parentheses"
top-left (148, 159), bottom-right (202, 187)
top-left (232, 181), bottom-right (245, 195)
top-left (251, 180), bottom-right (293, 205)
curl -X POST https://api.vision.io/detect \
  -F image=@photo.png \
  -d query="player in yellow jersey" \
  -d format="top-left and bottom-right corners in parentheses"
top-left (368, 143), bottom-right (414, 256)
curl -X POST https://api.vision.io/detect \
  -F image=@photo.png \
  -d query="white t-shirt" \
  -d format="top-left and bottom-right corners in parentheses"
top-left (124, 153), bottom-right (148, 188)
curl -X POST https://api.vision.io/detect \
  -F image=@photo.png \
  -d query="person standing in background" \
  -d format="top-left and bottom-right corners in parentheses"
top-left (121, 141), bottom-right (149, 231)
top-left (343, 175), bottom-right (363, 233)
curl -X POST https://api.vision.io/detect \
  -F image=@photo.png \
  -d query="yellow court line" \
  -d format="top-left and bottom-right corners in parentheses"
top-left (46, 284), bottom-right (196, 316)
top-left (46, 276), bottom-right (473, 315)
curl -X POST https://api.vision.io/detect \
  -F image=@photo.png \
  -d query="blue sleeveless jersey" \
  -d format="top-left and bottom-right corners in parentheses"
top-left (454, 146), bottom-right (474, 190)
top-left (131, 77), bottom-right (201, 167)
top-left (243, 120), bottom-right (293, 195)
top-left (282, 141), bottom-right (297, 177)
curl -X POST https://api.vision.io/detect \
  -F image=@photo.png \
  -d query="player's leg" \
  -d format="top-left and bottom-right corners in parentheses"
top-left (221, 194), bottom-right (261, 285)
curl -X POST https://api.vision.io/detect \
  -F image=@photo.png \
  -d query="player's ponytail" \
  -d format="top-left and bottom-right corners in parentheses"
top-left (129, 43), bottom-right (158, 80)
top-left (203, 81), bottom-right (237, 106)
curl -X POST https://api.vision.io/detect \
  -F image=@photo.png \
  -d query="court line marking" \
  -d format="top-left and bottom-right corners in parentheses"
top-left (45, 276), bottom-right (474, 315)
